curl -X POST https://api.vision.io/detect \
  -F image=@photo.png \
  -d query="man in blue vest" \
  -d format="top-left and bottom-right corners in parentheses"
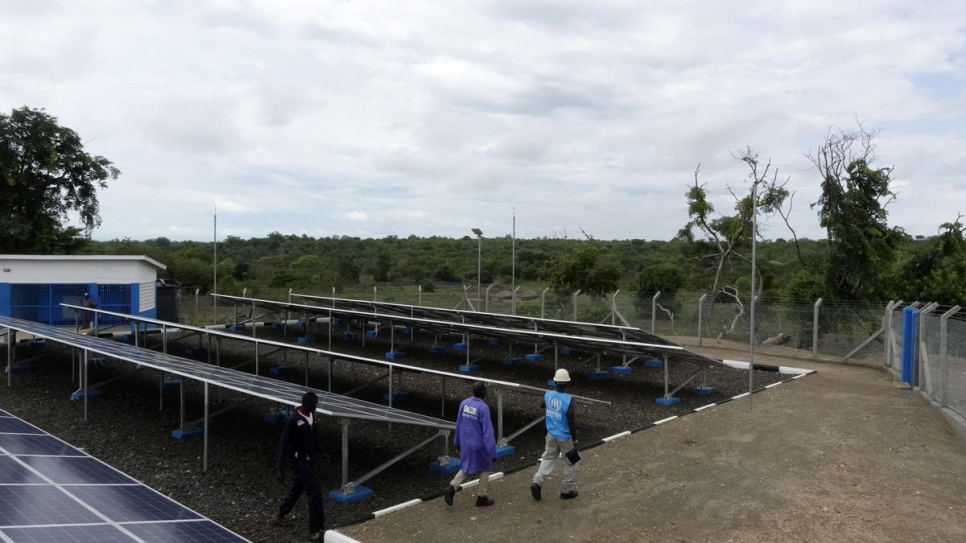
top-left (444, 381), bottom-right (498, 507)
top-left (531, 368), bottom-right (579, 500)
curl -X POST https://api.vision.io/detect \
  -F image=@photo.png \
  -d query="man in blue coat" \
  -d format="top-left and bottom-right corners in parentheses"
top-left (444, 381), bottom-right (497, 507)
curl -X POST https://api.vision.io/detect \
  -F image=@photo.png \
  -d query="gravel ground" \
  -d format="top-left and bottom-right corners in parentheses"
top-left (0, 326), bottom-right (788, 542)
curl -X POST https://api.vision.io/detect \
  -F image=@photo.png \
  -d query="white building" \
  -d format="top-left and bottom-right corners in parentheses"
top-left (0, 255), bottom-right (167, 325)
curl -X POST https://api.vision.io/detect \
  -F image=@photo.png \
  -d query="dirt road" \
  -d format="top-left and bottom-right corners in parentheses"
top-left (335, 349), bottom-right (966, 543)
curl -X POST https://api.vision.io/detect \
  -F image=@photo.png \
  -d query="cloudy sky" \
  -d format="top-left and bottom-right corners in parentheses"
top-left (2, 0), bottom-right (964, 242)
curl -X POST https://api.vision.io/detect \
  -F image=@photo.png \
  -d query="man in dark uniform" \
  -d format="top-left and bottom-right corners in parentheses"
top-left (272, 391), bottom-right (326, 540)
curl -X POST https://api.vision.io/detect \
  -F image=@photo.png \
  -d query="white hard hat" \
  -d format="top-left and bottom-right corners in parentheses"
top-left (553, 368), bottom-right (571, 383)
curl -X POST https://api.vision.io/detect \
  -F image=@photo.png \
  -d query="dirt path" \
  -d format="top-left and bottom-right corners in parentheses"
top-left (336, 351), bottom-right (966, 543)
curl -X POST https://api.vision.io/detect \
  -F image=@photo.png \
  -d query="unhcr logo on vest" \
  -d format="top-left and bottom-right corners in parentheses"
top-left (547, 396), bottom-right (563, 420)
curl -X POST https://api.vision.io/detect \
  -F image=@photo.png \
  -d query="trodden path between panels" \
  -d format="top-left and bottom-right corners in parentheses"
top-left (333, 346), bottom-right (966, 543)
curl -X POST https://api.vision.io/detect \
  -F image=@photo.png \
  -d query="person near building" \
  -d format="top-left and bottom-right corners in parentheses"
top-left (272, 391), bottom-right (326, 540)
top-left (80, 292), bottom-right (96, 329)
top-left (444, 381), bottom-right (498, 507)
top-left (530, 368), bottom-right (580, 501)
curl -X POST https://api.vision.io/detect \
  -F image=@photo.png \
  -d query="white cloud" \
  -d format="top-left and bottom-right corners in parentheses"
top-left (1, 0), bottom-right (964, 243)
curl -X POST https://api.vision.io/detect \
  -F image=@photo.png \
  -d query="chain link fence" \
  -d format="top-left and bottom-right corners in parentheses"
top-left (182, 284), bottom-right (966, 437)
top-left (886, 302), bottom-right (966, 423)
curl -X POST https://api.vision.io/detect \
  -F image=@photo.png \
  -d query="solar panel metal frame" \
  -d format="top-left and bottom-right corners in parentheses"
top-left (58, 303), bottom-right (569, 404)
top-left (217, 293), bottom-right (721, 368)
top-left (0, 315), bottom-right (453, 430)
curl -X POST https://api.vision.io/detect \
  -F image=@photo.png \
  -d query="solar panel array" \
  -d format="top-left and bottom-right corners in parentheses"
top-left (0, 315), bottom-right (454, 430)
top-left (219, 293), bottom-right (721, 368)
top-left (0, 409), bottom-right (249, 542)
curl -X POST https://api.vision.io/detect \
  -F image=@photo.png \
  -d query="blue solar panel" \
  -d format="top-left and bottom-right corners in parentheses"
top-left (67, 485), bottom-right (202, 523)
top-left (0, 433), bottom-right (85, 456)
top-left (21, 456), bottom-right (137, 485)
top-left (0, 523), bottom-right (139, 543)
top-left (124, 520), bottom-right (251, 542)
top-left (0, 416), bottom-right (45, 435)
top-left (0, 410), bottom-right (250, 542)
top-left (0, 456), bottom-right (46, 484)
top-left (0, 485), bottom-right (103, 526)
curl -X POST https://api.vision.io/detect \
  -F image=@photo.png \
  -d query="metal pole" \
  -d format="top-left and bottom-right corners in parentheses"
top-left (698, 293), bottom-right (707, 347)
top-left (749, 177), bottom-right (758, 411)
top-left (83, 350), bottom-right (89, 421)
top-left (511, 208), bottom-right (516, 315)
top-left (213, 206), bottom-right (217, 326)
top-left (651, 291), bottom-right (661, 334)
top-left (812, 298), bottom-right (823, 357)
top-left (203, 382), bottom-right (209, 472)
top-left (477, 235), bottom-right (482, 309)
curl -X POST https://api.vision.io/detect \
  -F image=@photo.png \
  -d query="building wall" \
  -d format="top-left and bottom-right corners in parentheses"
top-left (0, 256), bottom-right (166, 324)
top-left (0, 257), bottom-right (160, 284)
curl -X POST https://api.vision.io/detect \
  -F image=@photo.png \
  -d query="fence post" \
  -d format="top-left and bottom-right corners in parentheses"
top-left (541, 288), bottom-right (549, 319)
top-left (572, 290), bottom-right (581, 321)
top-left (194, 288), bottom-right (199, 326)
top-left (486, 284), bottom-right (496, 313)
top-left (812, 298), bottom-right (823, 357)
top-left (418, 285), bottom-right (422, 307)
top-left (882, 300), bottom-right (902, 368)
top-left (651, 292), bottom-right (661, 334)
top-left (611, 290), bottom-right (620, 326)
top-left (373, 286), bottom-right (377, 302)
top-left (917, 303), bottom-right (940, 391)
top-left (512, 286), bottom-right (520, 315)
top-left (288, 288), bottom-right (293, 304)
top-left (698, 293), bottom-right (707, 347)
top-left (940, 305), bottom-right (960, 407)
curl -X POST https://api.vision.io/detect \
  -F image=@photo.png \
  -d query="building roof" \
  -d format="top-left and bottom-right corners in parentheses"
top-left (0, 255), bottom-right (167, 271)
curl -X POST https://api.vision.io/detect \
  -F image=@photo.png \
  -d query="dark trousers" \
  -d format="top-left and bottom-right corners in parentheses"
top-left (279, 459), bottom-right (325, 532)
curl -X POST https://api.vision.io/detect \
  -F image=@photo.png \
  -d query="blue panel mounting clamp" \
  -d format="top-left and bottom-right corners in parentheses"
top-left (70, 389), bottom-right (102, 401)
top-left (171, 427), bottom-right (204, 440)
top-left (496, 445), bottom-right (516, 458)
top-left (429, 456), bottom-right (461, 474)
top-left (329, 485), bottom-right (375, 503)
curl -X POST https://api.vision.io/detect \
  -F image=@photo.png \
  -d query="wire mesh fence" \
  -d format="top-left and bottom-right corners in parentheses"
top-left (890, 303), bottom-right (966, 422)
top-left (159, 285), bottom-right (966, 435)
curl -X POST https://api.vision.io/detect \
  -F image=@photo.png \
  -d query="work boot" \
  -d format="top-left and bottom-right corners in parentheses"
top-left (269, 512), bottom-right (292, 527)
top-left (530, 482), bottom-right (541, 501)
top-left (444, 484), bottom-right (457, 506)
top-left (475, 495), bottom-right (495, 507)
top-left (560, 490), bottom-right (579, 500)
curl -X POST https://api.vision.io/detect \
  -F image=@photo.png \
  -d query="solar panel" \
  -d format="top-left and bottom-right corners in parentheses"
top-left (218, 293), bottom-right (721, 368)
top-left (0, 409), bottom-right (249, 542)
top-left (0, 315), bottom-right (454, 431)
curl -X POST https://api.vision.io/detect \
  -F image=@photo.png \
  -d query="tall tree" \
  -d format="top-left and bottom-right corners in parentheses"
top-left (548, 242), bottom-right (621, 298)
top-left (808, 125), bottom-right (901, 300)
top-left (0, 106), bottom-right (118, 253)
top-left (678, 148), bottom-right (790, 298)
